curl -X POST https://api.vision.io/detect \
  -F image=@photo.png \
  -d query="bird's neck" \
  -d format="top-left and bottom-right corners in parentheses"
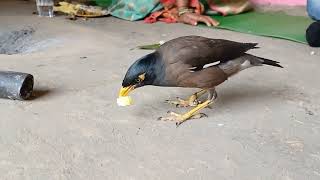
top-left (146, 52), bottom-right (166, 86)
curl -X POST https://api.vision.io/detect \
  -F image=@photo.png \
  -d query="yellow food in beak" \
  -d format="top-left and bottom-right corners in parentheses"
top-left (117, 96), bottom-right (133, 106)
top-left (117, 86), bottom-right (135, 106)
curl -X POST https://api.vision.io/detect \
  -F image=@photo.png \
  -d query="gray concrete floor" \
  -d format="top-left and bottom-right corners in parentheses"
top-left (0, 1), bottom-right (320, 180)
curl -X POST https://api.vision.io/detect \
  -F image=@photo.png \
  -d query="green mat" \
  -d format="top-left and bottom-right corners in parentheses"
top-left (93, 0), bottom-right (113, 7)
top-left (208, 11), bottom-right (313, 44)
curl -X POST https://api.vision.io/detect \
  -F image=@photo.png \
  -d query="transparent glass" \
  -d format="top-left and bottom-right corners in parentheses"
top-left (36, 0), bottom-right (54, 17)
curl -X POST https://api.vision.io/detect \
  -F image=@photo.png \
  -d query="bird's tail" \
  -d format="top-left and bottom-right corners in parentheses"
top-left (247, 54), bottom-right (283, 68)
top-left (218, 54), bottom-right (283, 76)
top-left (244, 43), bottom-right (259, 50)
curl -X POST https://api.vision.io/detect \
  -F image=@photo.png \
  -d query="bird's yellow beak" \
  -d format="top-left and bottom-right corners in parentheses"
top-left (119, 85), bottom-right (135, 97)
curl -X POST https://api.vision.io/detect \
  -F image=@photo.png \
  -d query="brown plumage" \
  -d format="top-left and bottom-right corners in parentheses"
top-left (120, 36), bottom-right (282, 126)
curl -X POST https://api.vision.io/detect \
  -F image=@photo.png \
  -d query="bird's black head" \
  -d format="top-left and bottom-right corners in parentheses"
top-left (119, 52), bottom-right (159, 97)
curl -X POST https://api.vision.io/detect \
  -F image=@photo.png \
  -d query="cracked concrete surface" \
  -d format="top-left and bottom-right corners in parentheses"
top-left (0, 1), bottom-right (319, 180)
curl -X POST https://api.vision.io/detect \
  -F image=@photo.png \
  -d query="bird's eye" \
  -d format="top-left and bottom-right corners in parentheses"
top-left (135, 78), bottom-right (141, 83)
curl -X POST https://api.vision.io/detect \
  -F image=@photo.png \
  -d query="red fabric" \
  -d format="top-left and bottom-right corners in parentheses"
top-left (160, 0), bottom-right (175, 3)
top-left (144, 9), bottom-right (178, 23)
top-left (144, 0), bottom-right (203, 24)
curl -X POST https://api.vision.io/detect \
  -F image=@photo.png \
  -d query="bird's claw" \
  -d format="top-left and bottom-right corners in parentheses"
top-left (165, 96), bottom-right (201, 108)
top-left (190, 113), bottom-right (208, 119)
top-left (158, 111), bottom-right (208, 127)
top-left (158, 111), bottom-right (183, 121)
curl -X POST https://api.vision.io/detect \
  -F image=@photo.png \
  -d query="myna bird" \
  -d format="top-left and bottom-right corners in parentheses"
top-left (119, 36), bottom-right (282, 126)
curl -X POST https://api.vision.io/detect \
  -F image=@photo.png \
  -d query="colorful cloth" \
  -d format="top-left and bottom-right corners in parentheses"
top-left (144, 0), bottom-right (252, 23)
top-left (109, 0), bottom-right (162, 21)
top-left (144, 0), bottom-right (204, 23)
top-left (106, 0), bottom-right (252, 22)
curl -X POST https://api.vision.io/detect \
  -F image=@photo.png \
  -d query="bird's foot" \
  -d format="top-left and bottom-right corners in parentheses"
top-left (165, 95), bottom-right (201, 108)
top-left (165, 90), bottom-right (207, 108)
top-left (158, 111), bottom-right (207, 127)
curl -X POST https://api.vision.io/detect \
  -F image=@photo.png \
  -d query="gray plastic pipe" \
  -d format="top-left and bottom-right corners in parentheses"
top-left (0, 71), bottom-right (34, 100)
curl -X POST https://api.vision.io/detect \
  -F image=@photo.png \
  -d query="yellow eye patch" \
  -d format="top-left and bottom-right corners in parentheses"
top-left (138, 73), bottom-right (146, 81)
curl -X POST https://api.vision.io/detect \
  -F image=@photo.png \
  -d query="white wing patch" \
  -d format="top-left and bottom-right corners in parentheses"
top-left (188, 66), bottom-right (197, 72)
top-left (188, 61), bottom-right (221, 72)
top-left (203, 61), bottom-right (221, 68)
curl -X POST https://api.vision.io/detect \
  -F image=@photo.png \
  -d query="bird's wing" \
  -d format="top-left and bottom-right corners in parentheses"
top-left (177, 66), bottom-right (229, 89)
top-left (161, 53), bottom-right (230, 88)
top-left (158, 36), bottom-right (258, 69)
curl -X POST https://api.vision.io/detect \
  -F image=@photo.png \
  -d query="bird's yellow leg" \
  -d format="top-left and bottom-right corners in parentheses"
top-left (165, 89), bottom-right (207, 107)
top-left (178, 100), bottom-right (211, 125)
top-left (159, 100), bottom-right (212, 126)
